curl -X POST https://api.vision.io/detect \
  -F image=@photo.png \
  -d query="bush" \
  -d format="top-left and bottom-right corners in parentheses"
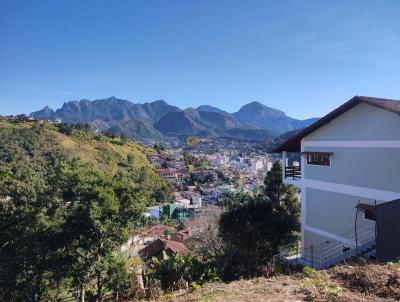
top-left (148, 254), bottom-right (219, 293)
top-left (300, 267), bottom-right (343, 299)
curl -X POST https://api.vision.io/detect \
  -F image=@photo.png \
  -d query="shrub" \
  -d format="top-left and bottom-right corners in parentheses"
top-left (148, 254), bottom-right (219, 293)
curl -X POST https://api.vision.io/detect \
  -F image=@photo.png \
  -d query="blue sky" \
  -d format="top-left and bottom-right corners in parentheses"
top-left (1, 0), bottom-right (400, 119)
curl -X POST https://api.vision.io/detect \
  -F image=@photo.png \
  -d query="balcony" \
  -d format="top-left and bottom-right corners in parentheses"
top-left (285, 166), bottom-right (301, 180)
top-left (281, 151), bottom-right (302, 187)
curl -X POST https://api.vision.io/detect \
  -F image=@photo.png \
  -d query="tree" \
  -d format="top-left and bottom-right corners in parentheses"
top-left (187, 135), bottom-right (200, 148)
top-left (264, 161), bottom-right (300, 218)
top-left (127, 152), bottom-right (134, 164)
top-left (218, 161), bottom-right (300, 281)
top-left (57, 158), bottom-right (146, 302)
top-left (192, 209), bottom-right (223, 261)
top-left (120, 132), bottom-right (128, 143)
top-left (0, 132), bottom-right (67, 301)
top-left (0, 121), bottom-right (169, 301)
top-left (153, 144), bottom-right (164, 154)
top-left (148, 254), bottom-right (219, 292)
top-left (102, 254), bottom-right (132, 301)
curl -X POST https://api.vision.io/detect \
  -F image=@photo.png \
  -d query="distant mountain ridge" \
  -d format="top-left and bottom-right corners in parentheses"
top-left (233, 101), bottom-right (318, 133)
top-left (30, 97), bottom-right (318, 142)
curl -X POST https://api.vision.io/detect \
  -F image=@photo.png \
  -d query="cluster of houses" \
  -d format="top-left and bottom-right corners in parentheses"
top-left (146, 192), bottom-right (202, 224)
top-left (193, 152), bottom-right (274, 193)
top-left (1, 114), bottom-right (62, 124)
top-left (148, 147), bottom-right (275, 209)
top-left (120, 217), bottom-right (209, 289)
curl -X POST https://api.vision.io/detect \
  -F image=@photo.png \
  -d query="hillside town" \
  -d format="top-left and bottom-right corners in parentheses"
top-left (147, 143), bottom-right (275, 212)
top-left (3, 1), bottom-right (400, 301)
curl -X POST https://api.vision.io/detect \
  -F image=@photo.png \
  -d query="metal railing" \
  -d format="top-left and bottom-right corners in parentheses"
top-left (278, 225), bottom-right (376, 269)
top-left (285, 166), bottom-right (301, 180)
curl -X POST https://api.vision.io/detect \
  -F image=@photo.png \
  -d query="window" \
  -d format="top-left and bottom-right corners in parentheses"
top-left (305, 152), bottom-right (332, 166)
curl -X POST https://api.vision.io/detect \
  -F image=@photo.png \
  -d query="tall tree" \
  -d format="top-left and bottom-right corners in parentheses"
top-left (56, 158), bottom-right (146, 301)
top-left (264, 161), bottom-right (300, 218)
top-left (218, 161), bottom-right (300, 281)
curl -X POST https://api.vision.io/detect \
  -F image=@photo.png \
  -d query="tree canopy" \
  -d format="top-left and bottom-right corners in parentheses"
top-left (0, 120), bottom-right (171, 301)
top-left (218, 161), bottom-right (300, 280)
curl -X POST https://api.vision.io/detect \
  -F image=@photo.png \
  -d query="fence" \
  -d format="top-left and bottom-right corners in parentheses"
top-left (285, 166), bottom-right (301, 180)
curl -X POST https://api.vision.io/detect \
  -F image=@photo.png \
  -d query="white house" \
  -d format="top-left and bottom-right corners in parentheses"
top-left (274, 96), bottom-right (400, 268)
top-left (191, 194), bottom-right (202, 207)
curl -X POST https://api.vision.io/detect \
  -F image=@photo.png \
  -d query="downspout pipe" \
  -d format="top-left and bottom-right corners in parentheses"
top-left (355, 200), bottom-right (360, 255)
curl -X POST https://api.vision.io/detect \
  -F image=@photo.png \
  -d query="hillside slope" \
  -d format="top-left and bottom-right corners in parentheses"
top-left (0, 120), bottom-right (171, 205)
top-left (147, 263), bottom-right (400, 302)
top-left (154, 108), bottom-right (275, 140)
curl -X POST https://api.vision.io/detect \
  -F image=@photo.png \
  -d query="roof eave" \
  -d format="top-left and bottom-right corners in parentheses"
top-left (272, 96), bottom-right (363, 153)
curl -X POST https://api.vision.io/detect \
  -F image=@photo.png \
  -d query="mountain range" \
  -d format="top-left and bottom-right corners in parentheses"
top-left (30, 97), bottom-right (318, 142)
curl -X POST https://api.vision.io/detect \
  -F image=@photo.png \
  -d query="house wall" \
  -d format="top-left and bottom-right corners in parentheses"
top-left (305, 188), bottom-right (376, 236)
top-left (303, 147), bottom-right (400, 193)
top-left (300, 102), bottom-right (400, 254)
top-left (305, 103), bottom-right (400, 141)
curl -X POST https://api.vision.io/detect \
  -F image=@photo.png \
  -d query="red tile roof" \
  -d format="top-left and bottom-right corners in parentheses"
top-left (139, 238), bottom-right (188, 260)
top-left (359, 96), bottom-right (400, 114)
top-left (170, 230), bottom-right (190, 243)
top-left (273, 96), bottom-right (400, 152)
top-left (136, 224), bottom-right (174, 238)
top-left (164, 239), bottom-right (189, 254)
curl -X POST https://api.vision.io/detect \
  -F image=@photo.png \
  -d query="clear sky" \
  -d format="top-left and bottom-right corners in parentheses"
top-left (1, 0), bottom-right (400, 119)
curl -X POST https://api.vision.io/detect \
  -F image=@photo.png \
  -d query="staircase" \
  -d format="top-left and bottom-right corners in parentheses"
top-left (278, 226), bottom-right (376, 269)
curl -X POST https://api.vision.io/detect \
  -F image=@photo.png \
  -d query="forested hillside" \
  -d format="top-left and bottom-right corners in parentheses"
top-left (0, 120), bottom-right (171, 301)
top-left (0, 120), bottom-right (171, 206)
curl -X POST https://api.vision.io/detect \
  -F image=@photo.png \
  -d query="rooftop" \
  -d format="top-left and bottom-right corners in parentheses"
top-left (273, 96), bottom-right (400, 153)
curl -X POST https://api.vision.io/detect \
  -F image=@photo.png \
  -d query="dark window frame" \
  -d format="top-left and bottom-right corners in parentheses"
top-left (305, 152), bottom-right (332, 166)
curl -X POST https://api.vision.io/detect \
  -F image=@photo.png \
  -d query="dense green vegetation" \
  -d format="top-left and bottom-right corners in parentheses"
top-left (183, 152), bottom-right (208, 171)
top-left (0, 121), bottom-right (171, 205)
top-left (148, 161), bottom-right (300, 294)
top-left (0, 120), bottom-right (299, 299)
top-left (147, 254), bottom-right (219, 292)
top-left (0, 120), bottom-right (172, 301)
top-left (187, 162), bottom-right (300, 283)
top-left (217, 162), bottom-right (300, 280)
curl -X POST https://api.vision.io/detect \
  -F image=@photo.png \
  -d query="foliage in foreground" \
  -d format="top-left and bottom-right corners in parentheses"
top-left (0, 121), bottom-right (171, 301)
top-left (217, 161), bottom-right (300, 281)
top-left (147, 254), bottom-right (219, 293)
top-left (147, 263), bottom-right (400, 302)
top-left (152, 162), bottom-right (300, 291)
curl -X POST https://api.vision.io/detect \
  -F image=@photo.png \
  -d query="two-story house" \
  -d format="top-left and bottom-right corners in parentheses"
top-left (274, 96), bottom-right (400, 268)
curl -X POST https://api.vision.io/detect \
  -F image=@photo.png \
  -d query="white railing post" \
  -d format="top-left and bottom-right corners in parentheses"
top-left (282, 151), bottom-right (287, 179)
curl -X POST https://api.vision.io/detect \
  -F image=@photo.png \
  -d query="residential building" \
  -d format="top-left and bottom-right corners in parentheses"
top-left (139, 238), bottom-right (188, 261)
top-left (191, 194), bottom-right (202, 207)
top-left (156, 168), bottom-right (184, 184)
top-left (162, 203), bottom-right (199, 223)
top-left (146, 206), bottom-right (161, 220)
top-left (251, 160), bottom-right (264, 172)
top-left (275, 96), bottom-right (400, 267)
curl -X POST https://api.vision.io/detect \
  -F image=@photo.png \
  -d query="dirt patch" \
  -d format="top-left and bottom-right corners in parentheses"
top-left (330, 263), bottom-right (400, 300)
top-left (151, 276), bottom-right (307, 302)
top-left (141, 264), bottom-right (400, 302)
